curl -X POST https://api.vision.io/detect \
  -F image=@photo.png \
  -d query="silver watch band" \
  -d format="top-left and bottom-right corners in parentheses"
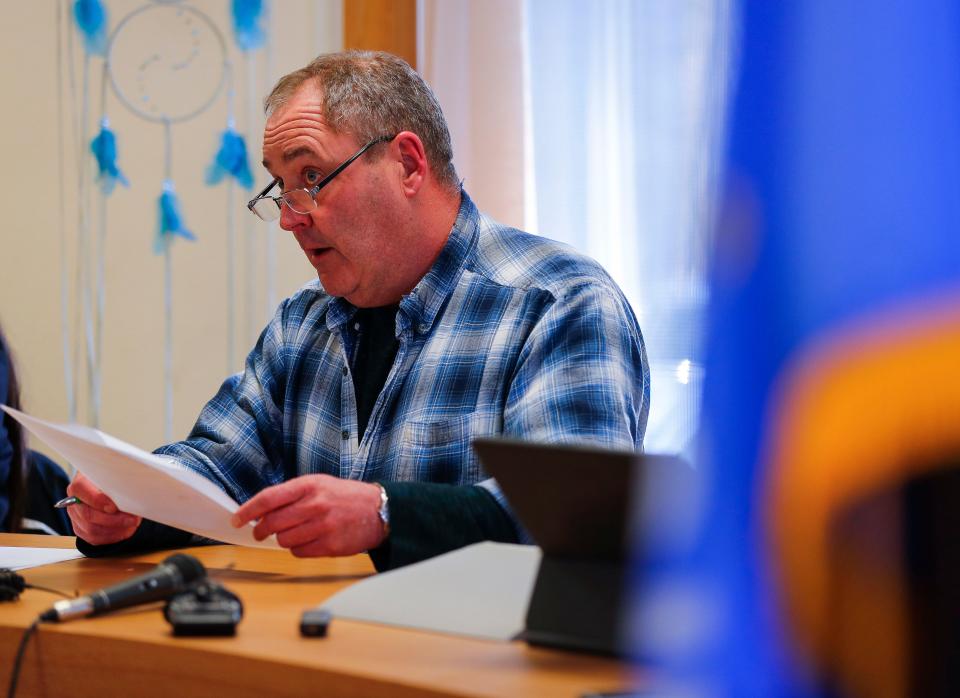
top-left (375, 482), bottom-right (390, 537)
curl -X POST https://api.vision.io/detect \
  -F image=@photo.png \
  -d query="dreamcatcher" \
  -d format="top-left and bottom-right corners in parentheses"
top-left (65, 0), bottom-right (269, 439)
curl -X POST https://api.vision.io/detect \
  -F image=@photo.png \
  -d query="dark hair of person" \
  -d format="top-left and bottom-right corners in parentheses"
top-left (1, 327), bottom-right (27, 532)
top-left (264, 50), bottom-right (459, 192)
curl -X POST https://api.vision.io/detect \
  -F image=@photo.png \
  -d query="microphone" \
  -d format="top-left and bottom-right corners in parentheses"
top-left (41, 553), bottom-right (206, 622)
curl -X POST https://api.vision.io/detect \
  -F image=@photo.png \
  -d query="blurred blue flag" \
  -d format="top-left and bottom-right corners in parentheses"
top-left (637, 1), bottom-right (960, 695)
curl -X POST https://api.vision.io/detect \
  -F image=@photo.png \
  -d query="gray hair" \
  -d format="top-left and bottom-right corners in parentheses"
top-left (265, 50), bottom-right (458, 191)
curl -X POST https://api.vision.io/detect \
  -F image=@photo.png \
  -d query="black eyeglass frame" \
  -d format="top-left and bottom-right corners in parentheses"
top-left (247, 134), bottom-right (396, 219)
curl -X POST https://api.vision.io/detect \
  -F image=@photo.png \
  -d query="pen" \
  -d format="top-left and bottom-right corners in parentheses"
top-left (54, 496), bottom-right (82, 509)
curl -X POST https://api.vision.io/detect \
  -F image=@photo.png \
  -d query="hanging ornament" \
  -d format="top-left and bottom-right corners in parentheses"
top-left (155, 180), bottom-right (196, 253)
top-left (73, 0), bottom-right (109, 56)
top-left (231, 0), bottom-right (268, 52)
top-left (90, 117), bottom-right (129, 195)
top-left (206, 121), bottom-right (254, 189)
top-left (106, 2), bottom-right (227, 440)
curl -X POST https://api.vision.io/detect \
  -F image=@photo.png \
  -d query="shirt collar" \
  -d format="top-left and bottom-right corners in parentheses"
top-left (324, 190), bottom-right (480, 338)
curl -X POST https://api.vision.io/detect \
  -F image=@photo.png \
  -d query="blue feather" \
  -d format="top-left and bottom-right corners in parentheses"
top-left (155, 180), bottom-right (196, 253)
top-left (90, 118), bottom-right (129, 196)
top-left (205, 127), bottom-right (254, 189)
top-left (73, 0), bottom-right (109, 56)
top-left (231, 0), bottom-right (267, 52)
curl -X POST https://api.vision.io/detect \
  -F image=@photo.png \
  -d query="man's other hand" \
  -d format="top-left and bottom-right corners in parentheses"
top-left (230, 474), bottom-right (386, 557)
top-left (66, 472), bottom-right (142, 545)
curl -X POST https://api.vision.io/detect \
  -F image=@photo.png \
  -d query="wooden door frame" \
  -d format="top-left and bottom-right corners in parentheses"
top-left (343, 0), bottom-right (417, 69)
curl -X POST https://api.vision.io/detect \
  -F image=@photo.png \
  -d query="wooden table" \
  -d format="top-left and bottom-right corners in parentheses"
top-left (0, 535), bottom-right (641, 697)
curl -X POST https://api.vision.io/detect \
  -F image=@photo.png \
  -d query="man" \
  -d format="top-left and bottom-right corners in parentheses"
top-left (68, 51), bottom-right (649, 570)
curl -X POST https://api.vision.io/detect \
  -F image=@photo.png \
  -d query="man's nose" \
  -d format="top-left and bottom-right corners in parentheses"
top-left (278, 201), bottom-right (311, 231)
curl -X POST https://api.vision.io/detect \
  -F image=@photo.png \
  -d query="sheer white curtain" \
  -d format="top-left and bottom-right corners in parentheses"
top-left (419, 0), bottom-right (527, 228)
top-left (421, 1), bottom-right (734, 454)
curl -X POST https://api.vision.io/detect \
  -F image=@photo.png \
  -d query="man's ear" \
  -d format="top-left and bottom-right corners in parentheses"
top-left (394, 131), bottom-right (427, 197)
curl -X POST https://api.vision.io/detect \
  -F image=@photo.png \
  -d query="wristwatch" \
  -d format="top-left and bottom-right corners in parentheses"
top-left (374, 483), bottom-right (391, 537)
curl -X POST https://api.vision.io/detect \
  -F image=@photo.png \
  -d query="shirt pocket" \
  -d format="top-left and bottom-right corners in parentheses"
top-left (397, 411), bottom-right (495, 485)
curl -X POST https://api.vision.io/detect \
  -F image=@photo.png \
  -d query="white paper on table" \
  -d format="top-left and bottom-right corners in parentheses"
top-left (321, 542), bottom-right (541, 641)
top-left (0, 546), bottom-right (84, 570)
top-left (1, 406), bottom-right (279, 549)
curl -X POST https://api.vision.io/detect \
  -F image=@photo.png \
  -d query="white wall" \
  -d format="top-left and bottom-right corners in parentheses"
top-left (1, 1), bottom-right (342, 455)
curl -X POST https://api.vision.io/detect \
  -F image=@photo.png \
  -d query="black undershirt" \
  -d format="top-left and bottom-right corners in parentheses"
top-left (350, 304), bottom-right (400, 442)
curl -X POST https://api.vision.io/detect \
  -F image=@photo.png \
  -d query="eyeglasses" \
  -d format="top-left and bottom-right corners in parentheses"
top-left (247, 134), bottom-right (396, 222)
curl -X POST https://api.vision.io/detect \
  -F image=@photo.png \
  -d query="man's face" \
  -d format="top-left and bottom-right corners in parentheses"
top-left (261, 82), bottom-right (406, 307)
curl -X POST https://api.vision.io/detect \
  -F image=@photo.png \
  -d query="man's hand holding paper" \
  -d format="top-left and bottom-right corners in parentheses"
top-left (66, 473), bottom-right (142, 545)
top-left (0, 405), bottom-right (279, 549)
top-left (231, 474), bottom-right (387, 557)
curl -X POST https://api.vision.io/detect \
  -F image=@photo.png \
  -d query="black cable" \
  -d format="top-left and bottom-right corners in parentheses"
top-left (7, 617), bottom-right (41, 698)
top-left (1, 571), bottom-right (73, 698)
top-left (24, 584), bottom-right (73, 599)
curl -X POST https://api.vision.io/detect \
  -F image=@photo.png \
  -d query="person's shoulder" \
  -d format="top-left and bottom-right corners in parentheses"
top-left (468, 214), bottom-right (620, 300)
top-left (23, 451), bottom-right (73, 536)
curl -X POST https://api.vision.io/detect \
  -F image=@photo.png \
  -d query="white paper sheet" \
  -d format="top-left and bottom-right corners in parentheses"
top-left (321, 542), bottom-right (541, 641)
top-left (0, 546), bottom-right (84, 570)
top-left (2, 406), bottom-right (279, 549)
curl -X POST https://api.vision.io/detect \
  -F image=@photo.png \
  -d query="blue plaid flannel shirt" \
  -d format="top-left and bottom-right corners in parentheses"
top-left (156, 191), bottom-right (650, 528)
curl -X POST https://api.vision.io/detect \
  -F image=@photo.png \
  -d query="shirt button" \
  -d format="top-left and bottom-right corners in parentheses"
top-left (354, 322), bottom-right (360, 331)
top-left (342, 366), bottom-right (348, 376)
top-left (341, 430), bottom-right (350, 440)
